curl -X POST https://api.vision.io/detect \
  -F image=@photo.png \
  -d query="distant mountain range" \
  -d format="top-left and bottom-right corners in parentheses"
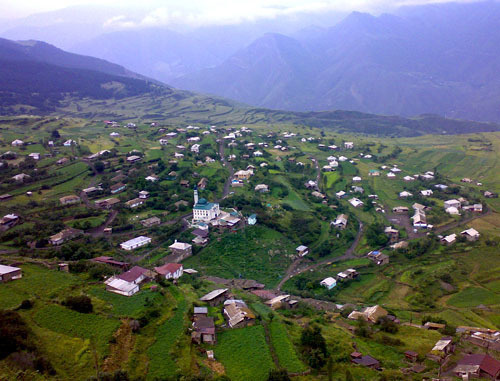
top-left (169, 2), bottom-right (500, 123)
top-left (0, 36), bottom-right (498, 137)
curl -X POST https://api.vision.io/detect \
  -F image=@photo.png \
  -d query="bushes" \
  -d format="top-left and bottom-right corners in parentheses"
top-left (64, 295), bottom-right (93, 313)
top-left (0, 310), bottom-right (33, 359)
top-left (300, 325), bottom-right (328, 369)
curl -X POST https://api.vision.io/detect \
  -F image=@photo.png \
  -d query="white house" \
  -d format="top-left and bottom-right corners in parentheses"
top-left (352, 176), bottom-right (362, 182)
top-left (444, 199), bottom-right (461, 209)
top-left (63, 139), bottom-right (76, 147)
top-left (159, 139), bottom-right (168, 145)
top-left (320, 277), bottom-right (337, 290)
top-left (28, 153), bottom-right (40, 160)
top-left (338, 156), bottom-right (348, 162)
top-left (191, 144), bottom-right (200, 153)
top-left (253, 151), bottom-right (263, 157)
top-left (11, 139), bottom-right (24, 146)
top-left (404, 176), bottom-right (415, 181)
top-left (421, 190), bottom-right (433, 197)
top-left (387, 172), bottom-right (396, 179)
top-left (349, 198), bottom-right (364, 208)
top-left (155, 263), bottom-right (184, 280)
top-left (105, 277), bottom-right (139, 296)
top-left (110, 132), bottom-right (120, 137)
top-left (344, 142), bottom-right (354, 149)
top-left (461, 228), bottom-right (480, 241)
top-left (120, 236), bottom-right (152, 250)
top-left (399, 191), bottom-right (413, 198)
top-left (145, 175), bottom-right (159, 182)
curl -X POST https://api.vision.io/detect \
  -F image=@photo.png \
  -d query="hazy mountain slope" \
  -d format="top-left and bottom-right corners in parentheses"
top-left (173, 2), bottom-right (500, 122)
top-left (0, 38), bottom-right (142, 79)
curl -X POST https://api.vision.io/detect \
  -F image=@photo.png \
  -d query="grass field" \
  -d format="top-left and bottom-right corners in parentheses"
top-left (147, 290), bottom-right (188, 379)
top-left (90, 286), bottom-right (164, 318)
top-left (447, 287), bottom-right (499, 308)
top-left (215, 325), bottom-right (274, 381)
top-left (183, 225), bottom-right (295, 288)
top-left (269, 321), bottom-right (307, 373)
top-left (33, 304), bottom-right (120, 356)
top-left (0, 264), bottom-right (80, 309)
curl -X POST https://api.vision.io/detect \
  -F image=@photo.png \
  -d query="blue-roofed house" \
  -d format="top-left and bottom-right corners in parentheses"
top-left (248, 214), bottom-right (257, 225)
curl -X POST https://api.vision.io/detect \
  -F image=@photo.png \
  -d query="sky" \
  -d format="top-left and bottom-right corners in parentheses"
top-left (0, 0), bottom-right (482, 26)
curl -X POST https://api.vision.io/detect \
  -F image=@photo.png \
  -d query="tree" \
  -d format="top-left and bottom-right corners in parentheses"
top-left (94, 161), bottom-right (105, 173)
top-left (300, 325), bottom-right (328, 369)
top-left (51, 129), bottom-right (60, 139)
top-left (64, 295), bottom-right (93, 313)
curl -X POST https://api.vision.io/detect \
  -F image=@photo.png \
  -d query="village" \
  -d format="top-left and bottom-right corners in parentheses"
top-left (1, 116), bottom-right (500, 380)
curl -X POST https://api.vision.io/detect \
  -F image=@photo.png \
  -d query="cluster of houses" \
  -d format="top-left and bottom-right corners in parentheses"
top-left (320, 268), bottom-right (359, 290)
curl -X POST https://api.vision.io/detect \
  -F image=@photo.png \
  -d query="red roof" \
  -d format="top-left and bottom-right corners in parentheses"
top-left (118, 266), bottom-right (148, 283)
top-left (459, 354), bottom-right (500, 378)
top-left (155, 263), bottom-right (183, 276)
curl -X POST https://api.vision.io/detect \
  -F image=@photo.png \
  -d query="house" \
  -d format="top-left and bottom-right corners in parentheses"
top-left (461, 228), bottom-right (480, 242)
top-left (126, 155), bottom-right (141, 163)
top-left (0, 265), bottom-right (22, 282)
top-left (192, 229), bottom-right (209, 246)
top-left (248, 214), bottom-right (257, 225)
top-left (484, 191), bottom-right (498, 198)
top-left (387, 172), bottom-right (396, 179)
top-left (200, 289), bottom-right (229, 306)
top-left (399, 191), bottom-right (413, 198)
top-left (404, 351), bottom-right (419, 363)
top-left (351, 352), bottom-right (381, 370)
top-left (312, 191), bottom-right (326, 199)
top-left (63, 139), bottom-right (76, 147)
top-left (255, 184), bottom-right (269, 193)
top-left (105, 277), bottom-right (139, 297)
top-left (435, 184), bottom-right (448, 190)
top-left (139, 190), bottom-right (150, 199)
top-left (12, 173), bottom-right (30, 182)
top-left (367, 251), bottom-right (390, 266)
top-left (441, 234), bottom-right (457, 245)
top-left (421, 189), bottom-right (433, 196)
top-left (224, 300), bottom-right (256, 328)
top-left (110, 183), bottom-right (126, 194)
top-left (265, 294), bottom-right (292, 310)
top-left (352, 186), bottom-right (364, 194)
top-left (320, 277), bottom-right (337, 290)
top-left (404, 175), bottom-right (415, 181)
top-left (49, 228), bottom-right (83, 245)
top-left (193, 188), bottom-right (220, 222)
top-left (192, 316), bottom-right (216, 344)
top-left (444, 199), bottom-right (461, 209)
top-left (125, 198), bottom-right (144, 208)
top-left (91, 256), bottom-right (129, 270)
top-left (117, 266), bottom-right (150, 284)
top-left (141, 216), bottom-right (161, 227)
top-left (393, 206), bottom-right (409, 213)
top-left (349, 198), bottom-right (364, 208)
top-left (384, 226), bottom-right (399, 242)
top-left (336, 190), bottom-right (347, 199)
top-left (463, 203), bottom-right (483, 213)
top-left (424, 322), bottom-right (446, 330)
top-left (446, 206), bottom-right (461, 215)
top-left (57, 157), bottom-right (69, 165)
top-left (59, 195), bottom-right (81, 205)
top-left (348, 305), bottom-right (388, 323)
top-left (453, 354), bottom-right (500, 380)
top-left (344, 142), bottom-right (354, 149)
top-left (352, 176), bottom-right (362, 182)
top-left (411, 210), bottom-right (427, 228)
top-left (11, 139), bottom-right (24, 146)
top-left (305, 180), bottom-right (318, 189)
top-left (83, 186), bottom-right (103, 195)
top-left (0, 194), bottom-right (13, 202)
top-left (169, 240), bottom-right (193, 258)
top-left (28, 152), bottom-right (40, 160)
top-left (120, 236), bottom-right (152, 250)
top-left (159, 138), bottom-right (169, 145)
top-left (332, 214), bottom-right (348, 230)
top-left (155, 263), bottom-right (183, 280)
top-left (197, 178), bottom-right (208, 190)
top-left (1, 214), bottom-right (19, 231)
top-left (369, 169), bottom-right (380, 176)
top-left (234, 169), bottom-right (253, 180)
top-left (145, 175), bottom-right (159, 182)
top-left (296, 245), bottom-right (309, 257)
top-left (253, 150), bottom-right (263, 157)
top-left (110, 132), bottom-right (120, 137)
top-left (337, 268), bottom-right (359, 281)
top-left (95, 198), bottom-right (120, 209)
top-left (430, 337), bottom-right (454, 356)
top-left (191, 144), bottom-right (200, 153)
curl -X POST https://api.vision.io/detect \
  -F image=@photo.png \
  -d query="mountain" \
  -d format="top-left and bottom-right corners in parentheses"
top-left (172, 2), bottom-right (500, 123)
top-left (0, 36), bottom-right (498, 137)
top-left (0, 38), bottom-right (164, 112)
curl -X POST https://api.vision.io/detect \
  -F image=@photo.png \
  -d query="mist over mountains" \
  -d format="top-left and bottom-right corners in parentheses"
top-left (2, 1), bottom-right (500, 122)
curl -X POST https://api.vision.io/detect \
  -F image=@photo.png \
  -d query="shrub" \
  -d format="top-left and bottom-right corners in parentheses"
top-left (64, 295), bottom-right (93, 313)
